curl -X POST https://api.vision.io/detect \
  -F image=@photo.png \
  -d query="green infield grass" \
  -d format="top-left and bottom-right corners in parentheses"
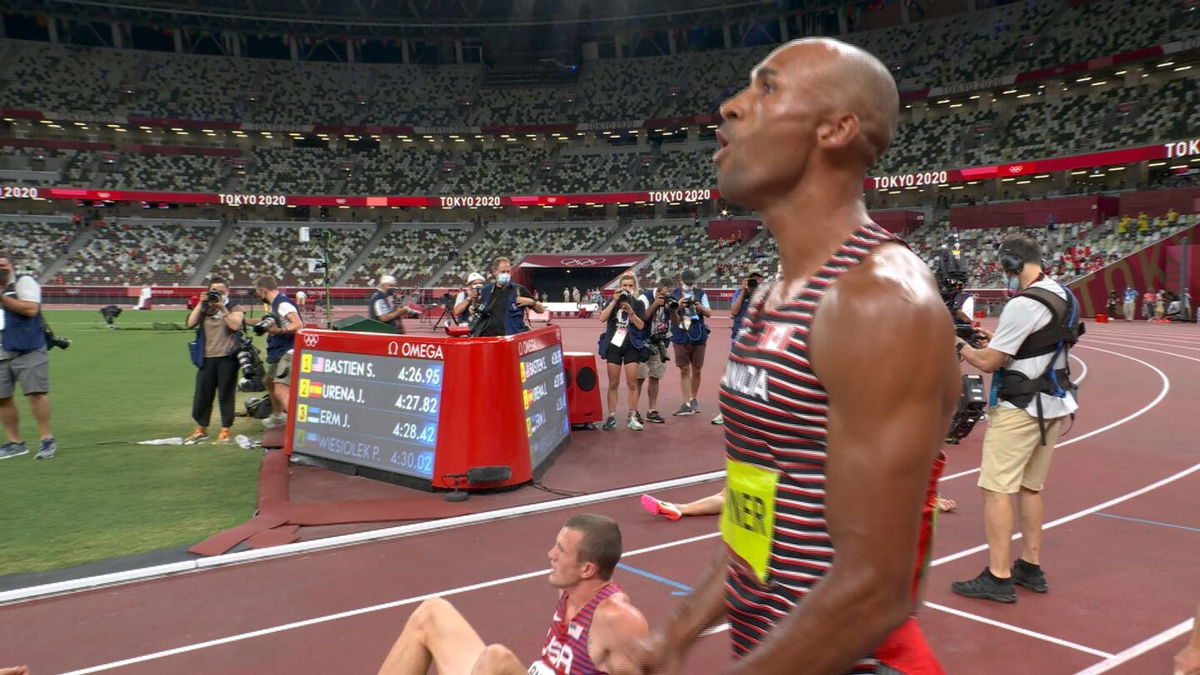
top-left (0, 309), bottom-right (263, 577)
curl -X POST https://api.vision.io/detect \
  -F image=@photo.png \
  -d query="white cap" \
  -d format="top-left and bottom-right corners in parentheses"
top-left (379, 275), bottom-right (397, 286)
top-left (467, 272), bottom-right (485, 283)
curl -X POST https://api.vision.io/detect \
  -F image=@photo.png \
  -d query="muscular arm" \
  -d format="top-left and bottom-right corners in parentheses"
top-left (635, 547), bottom-right (730, 673)
top-left (728, 245), bottom-right (959, 675)
top-left (589, 593), bottom-right (650, 674)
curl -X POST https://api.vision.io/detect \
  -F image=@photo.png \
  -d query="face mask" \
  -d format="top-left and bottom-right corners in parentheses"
top-left (496, 273), bottom-right (511, 285)
top-left (1005, 275), bottom-right (1020, 294)
top-left (681, 284), bottom-right (692, 292)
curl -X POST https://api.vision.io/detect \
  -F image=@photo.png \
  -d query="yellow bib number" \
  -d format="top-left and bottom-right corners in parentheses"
top-left (721, 458), bottom-right (779, 585)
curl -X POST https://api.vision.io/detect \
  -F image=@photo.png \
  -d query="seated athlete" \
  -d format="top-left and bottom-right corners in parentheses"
top-left (378, 513), bottom-right (648, 675)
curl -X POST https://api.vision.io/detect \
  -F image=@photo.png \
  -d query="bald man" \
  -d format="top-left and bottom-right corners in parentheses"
top-left (631, 38), bottom-right (959, 674)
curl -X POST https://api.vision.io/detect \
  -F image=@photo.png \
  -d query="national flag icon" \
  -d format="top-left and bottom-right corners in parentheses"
top-left (300, 353), bottom-right (313, 373)
top-left (526, 418), bottom-right (533, 438)
top-left (312, 356), bottom-right (325, 373)
top-left (309, 381), bottom-right (324, 398)
top-left (293, 429), bottom-right (305, 448)
top-left (298, 379), bottom-right (311, 397)
top-left (296, 404), bottom-right (309, 423)
top-left (519, 361), bottom-right (527, 382)
top-left (523, 389), bottom-right (533, 410)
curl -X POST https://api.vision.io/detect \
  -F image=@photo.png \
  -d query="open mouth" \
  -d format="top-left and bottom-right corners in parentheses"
top-left (713, 130), bottom-right (731, 163)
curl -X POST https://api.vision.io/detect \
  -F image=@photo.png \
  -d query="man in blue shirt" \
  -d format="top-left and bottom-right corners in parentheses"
top-left (712, 270), bottom-right (762, 425)
top-left (1122, 286), bottom-right (1138, 321)
top-left (473, 257), bottom-right (540, 337)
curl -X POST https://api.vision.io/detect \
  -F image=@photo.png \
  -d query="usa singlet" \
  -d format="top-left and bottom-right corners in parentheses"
top-left (718, 223), bottom-right (940, 674)
top-left (530, 582), bottom-right (622, 675)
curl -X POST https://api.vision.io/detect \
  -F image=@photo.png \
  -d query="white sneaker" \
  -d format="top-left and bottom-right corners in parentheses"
top-left (262, 413), bottom-right (286, 430)
top-left (711, 413), bottom-right (724, 425)
top-left (627, 413), bottom-right (644, 431)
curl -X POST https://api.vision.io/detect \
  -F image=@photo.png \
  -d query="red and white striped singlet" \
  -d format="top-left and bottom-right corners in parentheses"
top-left (531, 582), bottom-right (622, 675)
top-left (719, 223), bottom-right (940, 674)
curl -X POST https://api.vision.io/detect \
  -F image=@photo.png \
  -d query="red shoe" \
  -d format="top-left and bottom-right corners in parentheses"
top-left (640, 494), bottom-right (683, 521)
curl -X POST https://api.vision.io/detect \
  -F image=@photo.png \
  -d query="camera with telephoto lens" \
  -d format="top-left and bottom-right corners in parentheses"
top-left (648, 330), bottom-right (671, 363)
top-left (251, 312), bottom-right (281, 336)
top-left (615, 289), bottom-right (634, 306)
top-left (233, 334), bottom-right (266, 392)
top-left (663, 296), bottom-right (680, 312)
top-left (44, 326), bottom-right (71, 350)
top-left (205, 289), bottom-right (222, 303)
top-left (747, 277), bottom-right (760, 290)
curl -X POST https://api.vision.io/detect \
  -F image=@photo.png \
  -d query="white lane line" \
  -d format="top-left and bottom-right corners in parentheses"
top-left (1073, 617), bottom-right (1195, 674)
top-left (930, 460), bottom-right (1200, 567)
top-left (939, 344), bottom-right (1171, 484)
top-left (58, 531), bottom-right (724, 675)
top-left (61, 461), bottom-right (1200, 673)
top-left (1078, 339), bottom-right (1200, 360)
top-left (4, 340), bottom-right (1170, 605)
top-left (924, 602), bottom-right (1113, 659)
top-left (0, 470), bottom-right (726, 605)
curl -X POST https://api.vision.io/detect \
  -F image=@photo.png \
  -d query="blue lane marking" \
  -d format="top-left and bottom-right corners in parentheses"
top-left (616, 563), bottom-right (694, 595)
top-left (1094, 512), bottom-right (1200, 534)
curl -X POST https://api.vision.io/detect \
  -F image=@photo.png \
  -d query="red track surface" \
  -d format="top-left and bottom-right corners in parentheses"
top-left (2, 319), bottom-right (1197, 674)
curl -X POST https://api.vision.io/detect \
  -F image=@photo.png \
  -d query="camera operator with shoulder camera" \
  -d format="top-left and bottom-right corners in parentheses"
top-left (598, 273), bottom-right (648, 431)
top-left (712, 270), bottom-right (764, 425)
top-left (472, 257), bottom-right (537, 337)
top-left (667, 269), bottom-right (712, 416)
top-left (453, 272), bottom-right (486, 325)
top-left (183, 276), bottom-right (245, 444)
top-left (367, 275), bottom-right (407, 333)
top-left (0, 252), bottom-right (56, 460)
top-left (634, 278), bottom-right (675, 425)
top-left (952, 236), bottom-right (1081, 604)
top-left (253, 275), bottom-right (303, 430)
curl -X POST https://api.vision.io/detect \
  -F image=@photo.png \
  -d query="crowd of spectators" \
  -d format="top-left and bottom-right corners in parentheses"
top-left (55, 220), bottom-right (218, 285)
top-left (0, 220), bottom-right (75, 277)
top-left (213, 224), bottom-right (372, 286)
top-left (348, 226), bottom-right (470, 287)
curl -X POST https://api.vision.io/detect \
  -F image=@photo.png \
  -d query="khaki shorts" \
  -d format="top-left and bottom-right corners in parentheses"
top-left (978, 406), bottom-right (1065, 493)
top-left (638, 352), bottom-right (666, 380)
top-left (266, 351), bottom-right (293, 382)
top-left (0, 350), bottom-right (50, 398)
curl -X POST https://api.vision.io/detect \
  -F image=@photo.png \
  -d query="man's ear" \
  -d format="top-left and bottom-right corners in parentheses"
top-left (815, 112), bottom-right (860, 151)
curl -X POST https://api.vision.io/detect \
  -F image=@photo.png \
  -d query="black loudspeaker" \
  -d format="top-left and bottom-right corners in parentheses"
top-left (332, 314), bottom-right (399, 334)
top-left (563, 352), bottom-right (603, 425)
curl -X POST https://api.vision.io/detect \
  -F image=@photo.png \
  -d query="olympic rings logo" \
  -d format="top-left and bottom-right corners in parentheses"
top-left (560, 258), bottom-right (608, 267)
top-left (303, 334), bottom-right (320, 348)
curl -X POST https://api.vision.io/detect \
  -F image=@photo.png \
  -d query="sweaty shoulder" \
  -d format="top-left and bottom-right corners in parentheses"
top-left (592, 592), bottom-right (648, 638)
top-left (823, 241), bottom-right (946, 325)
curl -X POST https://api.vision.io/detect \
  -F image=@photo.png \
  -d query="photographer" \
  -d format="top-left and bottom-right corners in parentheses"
top-left (367, 275), bottom-right (407, 333)
top-left (0, 252), bottom-right (55, 460)
top-left (453, 272), bottom-right (486, 325)
top-left (183, 276), bottom-right (245, 444)
top-left (634, 278), bottom-right (675, 425)
top-left (473, 257), bottom-right (537, 337)
top-left (952, 236), bottom-right (1080, 604)
top-left (667, 269), bottom-right (712, 416)
top-left (712, 270), bottom-right (763, 425)
top-left (253, 275), bottom-right (303, 430)
top-left (598, 273), bottom-right (647, 430)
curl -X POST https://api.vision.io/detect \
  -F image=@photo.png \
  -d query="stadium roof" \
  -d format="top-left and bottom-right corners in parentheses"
top-left (3, 0), bottom-right (815, 37)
